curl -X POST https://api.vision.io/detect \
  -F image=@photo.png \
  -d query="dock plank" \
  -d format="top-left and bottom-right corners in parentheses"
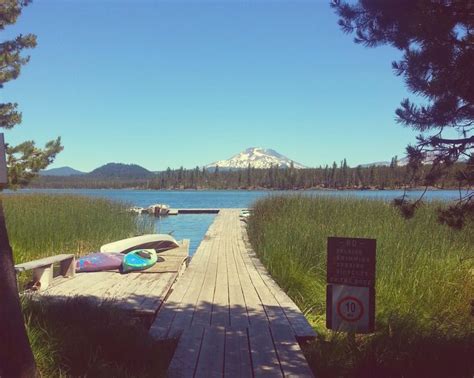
top-left (224, 328), bottom-right (252, 377)
top-left (167, 326), bottom-right (205, 378)
top-left (248, 324), bottom-right (283, 377)
top-left (191, 232), bottom-right (220, 327)
top-left (270, 324), bottom-right (314, 377)
top-left (166, 235), bottom-right (217, 338)
top-left (241, 226), bottom-right (317, 340)
top-left (154, 209), bottom-right (314, 377)
top-left (194, 326), bottom-right (225, 378)
top-left (150, 237), bottom-right (213, 339)
top-left (210, 233), bottom-right (230, 327)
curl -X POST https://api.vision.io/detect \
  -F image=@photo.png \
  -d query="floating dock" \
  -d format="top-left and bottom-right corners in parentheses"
top-left (130, 206), bottom-right (222, 216)
top-left (173, 208), bottom-right (220, 214)
top-left (150, 209), bottom-right (316, 377)
top-left (19, 241), bottom-right (189, 316)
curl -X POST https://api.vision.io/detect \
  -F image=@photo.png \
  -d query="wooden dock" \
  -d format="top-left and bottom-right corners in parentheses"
top-left (149, 209), bottom-right (316, 377)
top-left (167, 208), bottom-right (222, 215)
top-left (28, 240), bottom-right (189, 315)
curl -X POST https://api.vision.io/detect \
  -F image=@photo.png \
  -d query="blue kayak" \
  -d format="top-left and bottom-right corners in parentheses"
top-left (122, 249), bottom-right (158, 273)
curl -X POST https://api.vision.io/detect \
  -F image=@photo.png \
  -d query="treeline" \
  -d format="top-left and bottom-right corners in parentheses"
top-left (31, 161), bottom-right (467, 190)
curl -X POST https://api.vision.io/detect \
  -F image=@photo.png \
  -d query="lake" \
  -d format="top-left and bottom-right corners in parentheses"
top-left (9, 188), bottom-right (464, 254)
top-left (11, 188), bottom-right (463, 207)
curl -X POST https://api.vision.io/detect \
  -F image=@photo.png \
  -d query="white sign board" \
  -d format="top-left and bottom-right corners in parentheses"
top-left (326, 284), bottom-right (374, 333)
top-left (0, 133), bottom-right (7, 186)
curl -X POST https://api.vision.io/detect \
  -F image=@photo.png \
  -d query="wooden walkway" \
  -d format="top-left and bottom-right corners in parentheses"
top-left (149, 209), bottom-right (316, 377)
top-left (36, 241), bottom-right (189, 315)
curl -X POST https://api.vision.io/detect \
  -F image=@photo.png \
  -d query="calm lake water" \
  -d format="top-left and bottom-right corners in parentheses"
top-left (10, 188), bottom-right (464, 255)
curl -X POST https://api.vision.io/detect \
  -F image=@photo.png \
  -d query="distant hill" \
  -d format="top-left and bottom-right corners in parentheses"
top-left (359, 161), bottom-right (392, 168)
top-left (39, 166), bottom-right (85, 176)
top-left (206, 147), bottom-right (307, 170)
top-left (88, 163), bottom-right (155, 179)
top-left (359, 154), bottom-right (443, 168)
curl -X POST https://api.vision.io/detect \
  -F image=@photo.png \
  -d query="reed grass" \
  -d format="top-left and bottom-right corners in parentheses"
top-left (247, 195), bottom-right (474, 377)
top-left (1, 193), bottom-right (160, 376)
top-left (2, 193), bottom-right (154, 263)
top-left (23, 298), bottom-right (175, 377)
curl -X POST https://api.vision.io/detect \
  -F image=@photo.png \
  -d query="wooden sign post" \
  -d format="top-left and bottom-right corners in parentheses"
top-left (326, 237), bottom-right (376, 333)
top-left (0, 133), bottom-right (7, 187)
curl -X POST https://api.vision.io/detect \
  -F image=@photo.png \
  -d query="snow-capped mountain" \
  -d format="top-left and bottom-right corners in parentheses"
top-left (206, 147), bottom-right (307, 169)
top-left (361, 153), bottom-right (441, 168)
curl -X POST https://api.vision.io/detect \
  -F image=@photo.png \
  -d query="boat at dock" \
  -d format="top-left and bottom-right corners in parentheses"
top-left (16, 240), bottom-right (190, 315)
top-left (122, 249), bottom-right (158, 273)
top-left (147, 203), bottom-right (170, 216)
top-left (100, 234), bottom-right (179, 254)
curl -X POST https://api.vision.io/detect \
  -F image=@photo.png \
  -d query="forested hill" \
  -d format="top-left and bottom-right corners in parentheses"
top-left (88, 163), bottom-right (155, 179)
top-left (30, 162), bottom-right (467, 190)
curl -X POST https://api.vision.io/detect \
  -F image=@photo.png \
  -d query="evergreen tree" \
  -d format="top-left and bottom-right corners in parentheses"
top-left (323, 164), bottom-right (329, 187)
top-left (330, 161), bottom-right (337, 187)
top-left (341, 158), bottom-right (348, 187)
top-left (332, 0), bottom-right (473, 227)
top-left (246, 163), bottom-right (251, 188)
top-left (0, 1), bottom-right (63, 375)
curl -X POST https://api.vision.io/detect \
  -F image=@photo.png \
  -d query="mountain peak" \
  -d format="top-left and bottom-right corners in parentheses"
top-left (39, 166), bottom-right (85, 176)
top-left (89, 163), bottom-right (154, 178)
top-left (206, 147), bottom-right (307, 169)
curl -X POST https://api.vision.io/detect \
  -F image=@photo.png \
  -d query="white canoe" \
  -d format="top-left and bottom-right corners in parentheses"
top-left (100, 234), bottom-right (179, 254)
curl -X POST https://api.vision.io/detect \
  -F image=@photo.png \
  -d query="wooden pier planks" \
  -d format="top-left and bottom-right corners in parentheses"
top-left (149, 224), bottom-right (219, 339)
top-left (38, 240), bottom-right (189, 315)
top-left (151, 209), bottom-right (315, 377)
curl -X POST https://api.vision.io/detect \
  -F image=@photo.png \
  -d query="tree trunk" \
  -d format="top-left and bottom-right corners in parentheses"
top-left (0, 198), bottom-right (37, 377)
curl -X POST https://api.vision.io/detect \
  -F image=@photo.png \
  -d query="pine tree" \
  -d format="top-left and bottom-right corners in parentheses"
top-left (333, 0), bottom-right (473, 227)
top-left (341, 158), bottom-right (348, 187)
top-left (246, 163), bottom-right (252, 188)
top-left (0, 1), bottom-right (63, 375)
top-left (330, 161), bottom-right (338, 187)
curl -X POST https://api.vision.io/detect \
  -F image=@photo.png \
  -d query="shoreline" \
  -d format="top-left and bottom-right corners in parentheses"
top-left (15, 186), bottom-right (467, 192)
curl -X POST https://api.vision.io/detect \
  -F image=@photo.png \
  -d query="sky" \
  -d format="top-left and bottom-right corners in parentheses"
top-left (2, 0), bottom-right (421, 172)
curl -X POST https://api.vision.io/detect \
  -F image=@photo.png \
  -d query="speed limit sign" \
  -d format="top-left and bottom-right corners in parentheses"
top-left (327, 284), bottom-right (375, 333)
top-left (337, 296), bottom-right (364, 322)
top-left (326, 237), bottom-right (376, 333)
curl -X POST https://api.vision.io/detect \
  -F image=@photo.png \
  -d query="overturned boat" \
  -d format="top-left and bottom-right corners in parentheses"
top-left (100, 234), bottom-right (179, 254)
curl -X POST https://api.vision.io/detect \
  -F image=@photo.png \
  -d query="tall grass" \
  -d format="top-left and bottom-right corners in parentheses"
top-left (248, 195), bottom-right (474, 377)
top-left (23, 298), bottom-right (175, 377)
top-left (1, 194), bottom-right (162, 376)
top-left (2, 193), bottom-right (154, 263)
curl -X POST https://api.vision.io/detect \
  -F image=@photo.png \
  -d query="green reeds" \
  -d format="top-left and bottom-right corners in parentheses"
top-left (2, 193), bottom-right (161, 376)
top-left (2, 193), bottom-right (154, 263)
top-left (247, 195), bottom-right (474, 377)
top-left (23, 298), bottom-right (175, 377)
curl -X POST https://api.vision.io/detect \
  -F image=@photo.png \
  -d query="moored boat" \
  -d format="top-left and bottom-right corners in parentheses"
top-left (100, 234), bottom-right (179, 254)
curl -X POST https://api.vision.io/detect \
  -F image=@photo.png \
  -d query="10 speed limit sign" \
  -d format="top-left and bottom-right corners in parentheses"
top-left (338, 296), bottom-right (364, 322)
top-left (326, 237), bottom-right (376, 333)
top-left (326, 284), bottom-right (374, 333)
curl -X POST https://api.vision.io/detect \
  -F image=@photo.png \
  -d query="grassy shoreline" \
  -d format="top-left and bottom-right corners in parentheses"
top-left (2, 194), bottom-right (172, 376)
top-left (2, 193), bottom-right (154, 264)
top-left (247, 195), bottom-right (473, 377)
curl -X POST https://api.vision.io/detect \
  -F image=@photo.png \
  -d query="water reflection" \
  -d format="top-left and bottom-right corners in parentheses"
top-left (154, 214), bottom-right (216, 256)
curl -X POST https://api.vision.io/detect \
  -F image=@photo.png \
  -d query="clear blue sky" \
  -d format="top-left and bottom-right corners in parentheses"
top-left (2, 0), bottom-right (419, 171)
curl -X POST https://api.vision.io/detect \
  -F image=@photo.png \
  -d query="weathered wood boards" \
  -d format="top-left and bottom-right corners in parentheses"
top-left (15, 254), bottom-right (75, 291)
top-left (151, 209), bottom-right (315, 377)
top-left (34, 240), bottom-right (189, 314)
top-left (177, 209), bottom-right (220, 214)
